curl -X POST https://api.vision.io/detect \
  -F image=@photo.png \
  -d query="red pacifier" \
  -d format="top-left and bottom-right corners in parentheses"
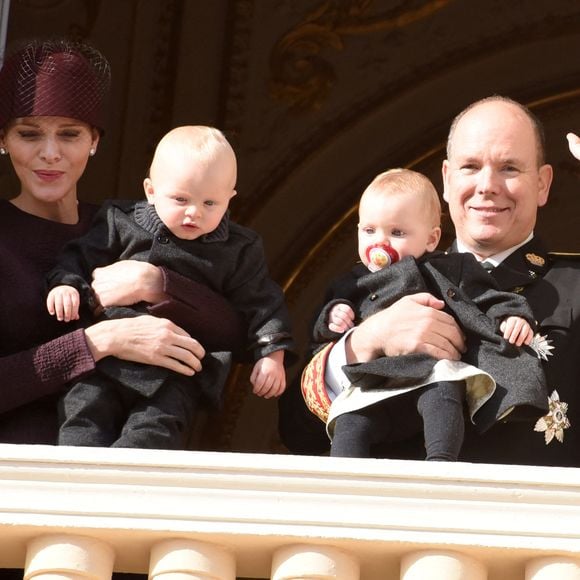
top-left (365, 243), bottom-right (399, 272)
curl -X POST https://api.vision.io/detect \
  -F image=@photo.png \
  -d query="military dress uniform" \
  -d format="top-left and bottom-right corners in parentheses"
top-left (459, 237), bottom-right (580, 467)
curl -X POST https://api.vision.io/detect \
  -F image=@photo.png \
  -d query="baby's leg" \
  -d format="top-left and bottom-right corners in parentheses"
top-left (331, 392), bottom-right (426, 458)
top-left (331, 408), bottom-right (384, 457)
top-left (416, 381), bottom-right (465, 461)
top-left (112, 379), bottom-right (199, 450)
top-left (59, 374), bottom-right (125, 447)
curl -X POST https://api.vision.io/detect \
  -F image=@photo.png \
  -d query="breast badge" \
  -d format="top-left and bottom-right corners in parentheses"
top-left (525, 253), bottom-right (545, 267)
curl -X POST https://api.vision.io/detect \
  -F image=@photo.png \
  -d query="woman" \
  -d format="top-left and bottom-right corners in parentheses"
top-left (0, 38), bottom-right (240, 445)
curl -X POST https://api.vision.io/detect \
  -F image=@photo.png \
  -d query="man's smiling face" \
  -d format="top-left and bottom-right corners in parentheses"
top-left (442, 100), bottom-right (552, 259)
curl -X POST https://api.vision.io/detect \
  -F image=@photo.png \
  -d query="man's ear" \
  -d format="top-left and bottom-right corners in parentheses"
top-left (143, 178), bottom-right (155, 203)
top-left (230, 189), bottom-right (237, 199)
top-left (537, 164), bottom-right (553, 207)
top-left (441, 160), bottom-right (450, 203)
top-left (427, 226), bottom-right (442, 252)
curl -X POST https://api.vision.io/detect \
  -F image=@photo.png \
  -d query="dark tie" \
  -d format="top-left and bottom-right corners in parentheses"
top-left (481, 260), bottom-right (494, 272)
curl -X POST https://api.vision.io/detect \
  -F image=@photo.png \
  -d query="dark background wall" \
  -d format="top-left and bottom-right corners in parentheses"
top-left (2, 0), bottom-right (579, 453)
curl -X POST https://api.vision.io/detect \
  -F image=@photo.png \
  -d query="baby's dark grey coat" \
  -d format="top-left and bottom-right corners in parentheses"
top-left (313, 251), bottom-right (547, 433)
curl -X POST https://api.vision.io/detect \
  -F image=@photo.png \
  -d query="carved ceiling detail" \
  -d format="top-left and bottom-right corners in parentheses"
top-left (269, 0), bottom-right (452, 112)
top-left (238, 3), bottom-right (580, 232)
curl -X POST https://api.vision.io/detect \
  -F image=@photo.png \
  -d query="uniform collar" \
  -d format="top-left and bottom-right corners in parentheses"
top-left (493, 237), bottom-right (549, 290)
top-left (450, 236), bottom-right (549, 292)
top-left (454, 232), bottom-right (533, 267)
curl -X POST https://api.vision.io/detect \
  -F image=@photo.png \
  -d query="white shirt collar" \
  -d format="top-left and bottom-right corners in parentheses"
top-left (455, 232), bottom-right (534, 267)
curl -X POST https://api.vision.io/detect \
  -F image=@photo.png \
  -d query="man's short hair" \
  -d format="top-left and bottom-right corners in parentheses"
top-left (446, 95), bottom-right (547, 167)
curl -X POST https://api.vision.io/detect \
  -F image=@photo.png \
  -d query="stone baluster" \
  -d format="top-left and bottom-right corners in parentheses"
top-left (400, 550), bottom-right (486, 580)
top-left (271, 544), bottom-right (360, 580)
top-left (526, 556), bottom-right (580, 580)
top-left (24, 534), bottom-right (114, 580)
top-left (149, 539), bottom-right (235, 580)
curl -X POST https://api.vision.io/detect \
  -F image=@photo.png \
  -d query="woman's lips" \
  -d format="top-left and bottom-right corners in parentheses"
top-left (34, 170), bottom-right (64, 182)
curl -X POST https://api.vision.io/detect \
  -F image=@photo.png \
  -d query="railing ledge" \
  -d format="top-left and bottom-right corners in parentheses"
top-left (1, 444), bottom-right (579, 577)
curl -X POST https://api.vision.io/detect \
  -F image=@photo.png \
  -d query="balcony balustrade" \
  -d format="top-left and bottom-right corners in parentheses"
top-left (1, 444), bottom-right (579, 579)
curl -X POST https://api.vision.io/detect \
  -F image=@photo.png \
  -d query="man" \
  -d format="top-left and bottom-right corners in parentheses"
top-left (293, 96), bottom-right (580, 467)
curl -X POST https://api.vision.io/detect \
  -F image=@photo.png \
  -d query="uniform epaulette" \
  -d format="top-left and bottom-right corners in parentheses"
top-left (548, 252), bottom-right (580, 259)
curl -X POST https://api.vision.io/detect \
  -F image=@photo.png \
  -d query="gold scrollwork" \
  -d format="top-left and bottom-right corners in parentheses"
top-left (270, 0), bottom-right (452, 111)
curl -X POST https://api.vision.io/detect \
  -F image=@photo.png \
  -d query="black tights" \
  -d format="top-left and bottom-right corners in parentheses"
top-left (330, 381), bottom-right (465, 461)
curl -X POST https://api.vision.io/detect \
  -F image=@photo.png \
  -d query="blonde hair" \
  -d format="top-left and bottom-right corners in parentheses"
top-left (361, 168), bottom-right (441, 226)
top-left (149, 125), bottom-right (236, 181)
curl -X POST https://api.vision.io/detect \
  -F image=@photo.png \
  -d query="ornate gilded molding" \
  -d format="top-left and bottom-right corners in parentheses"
top-left (242, 5), bottom-right (580, 227)
top-left (269, 0), bottom-right (452, 111)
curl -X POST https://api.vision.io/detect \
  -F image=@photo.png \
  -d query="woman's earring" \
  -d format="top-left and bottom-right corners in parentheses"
top-left (89, 148), bottom-right (96, 157)
top-left (0, 147), bottom-right (7, 155)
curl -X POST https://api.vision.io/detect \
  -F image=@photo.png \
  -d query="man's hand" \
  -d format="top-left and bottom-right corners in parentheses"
top-left (250, 350), bottom-right (286, 399)
top-left (345, 293), bottom-right (465, 364)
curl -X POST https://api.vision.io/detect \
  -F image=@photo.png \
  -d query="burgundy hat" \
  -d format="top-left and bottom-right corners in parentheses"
top-left (0, 39), bottom-right (111, 133)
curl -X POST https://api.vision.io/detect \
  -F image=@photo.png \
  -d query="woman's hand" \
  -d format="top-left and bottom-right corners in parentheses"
top-left (91, 261), bottom-right (166, 308)
top-left (85, 315), bottom-right (205, 376)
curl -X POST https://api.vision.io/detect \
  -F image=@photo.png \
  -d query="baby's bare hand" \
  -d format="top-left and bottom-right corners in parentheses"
top-left (46, 286), bottom-right (80, 322)
top-left (500, 316), bottom-right (533, 347)
top-left (250, 351), bottom-right (286, 399)
top-left (328, 303), bottom-right (355, 333)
